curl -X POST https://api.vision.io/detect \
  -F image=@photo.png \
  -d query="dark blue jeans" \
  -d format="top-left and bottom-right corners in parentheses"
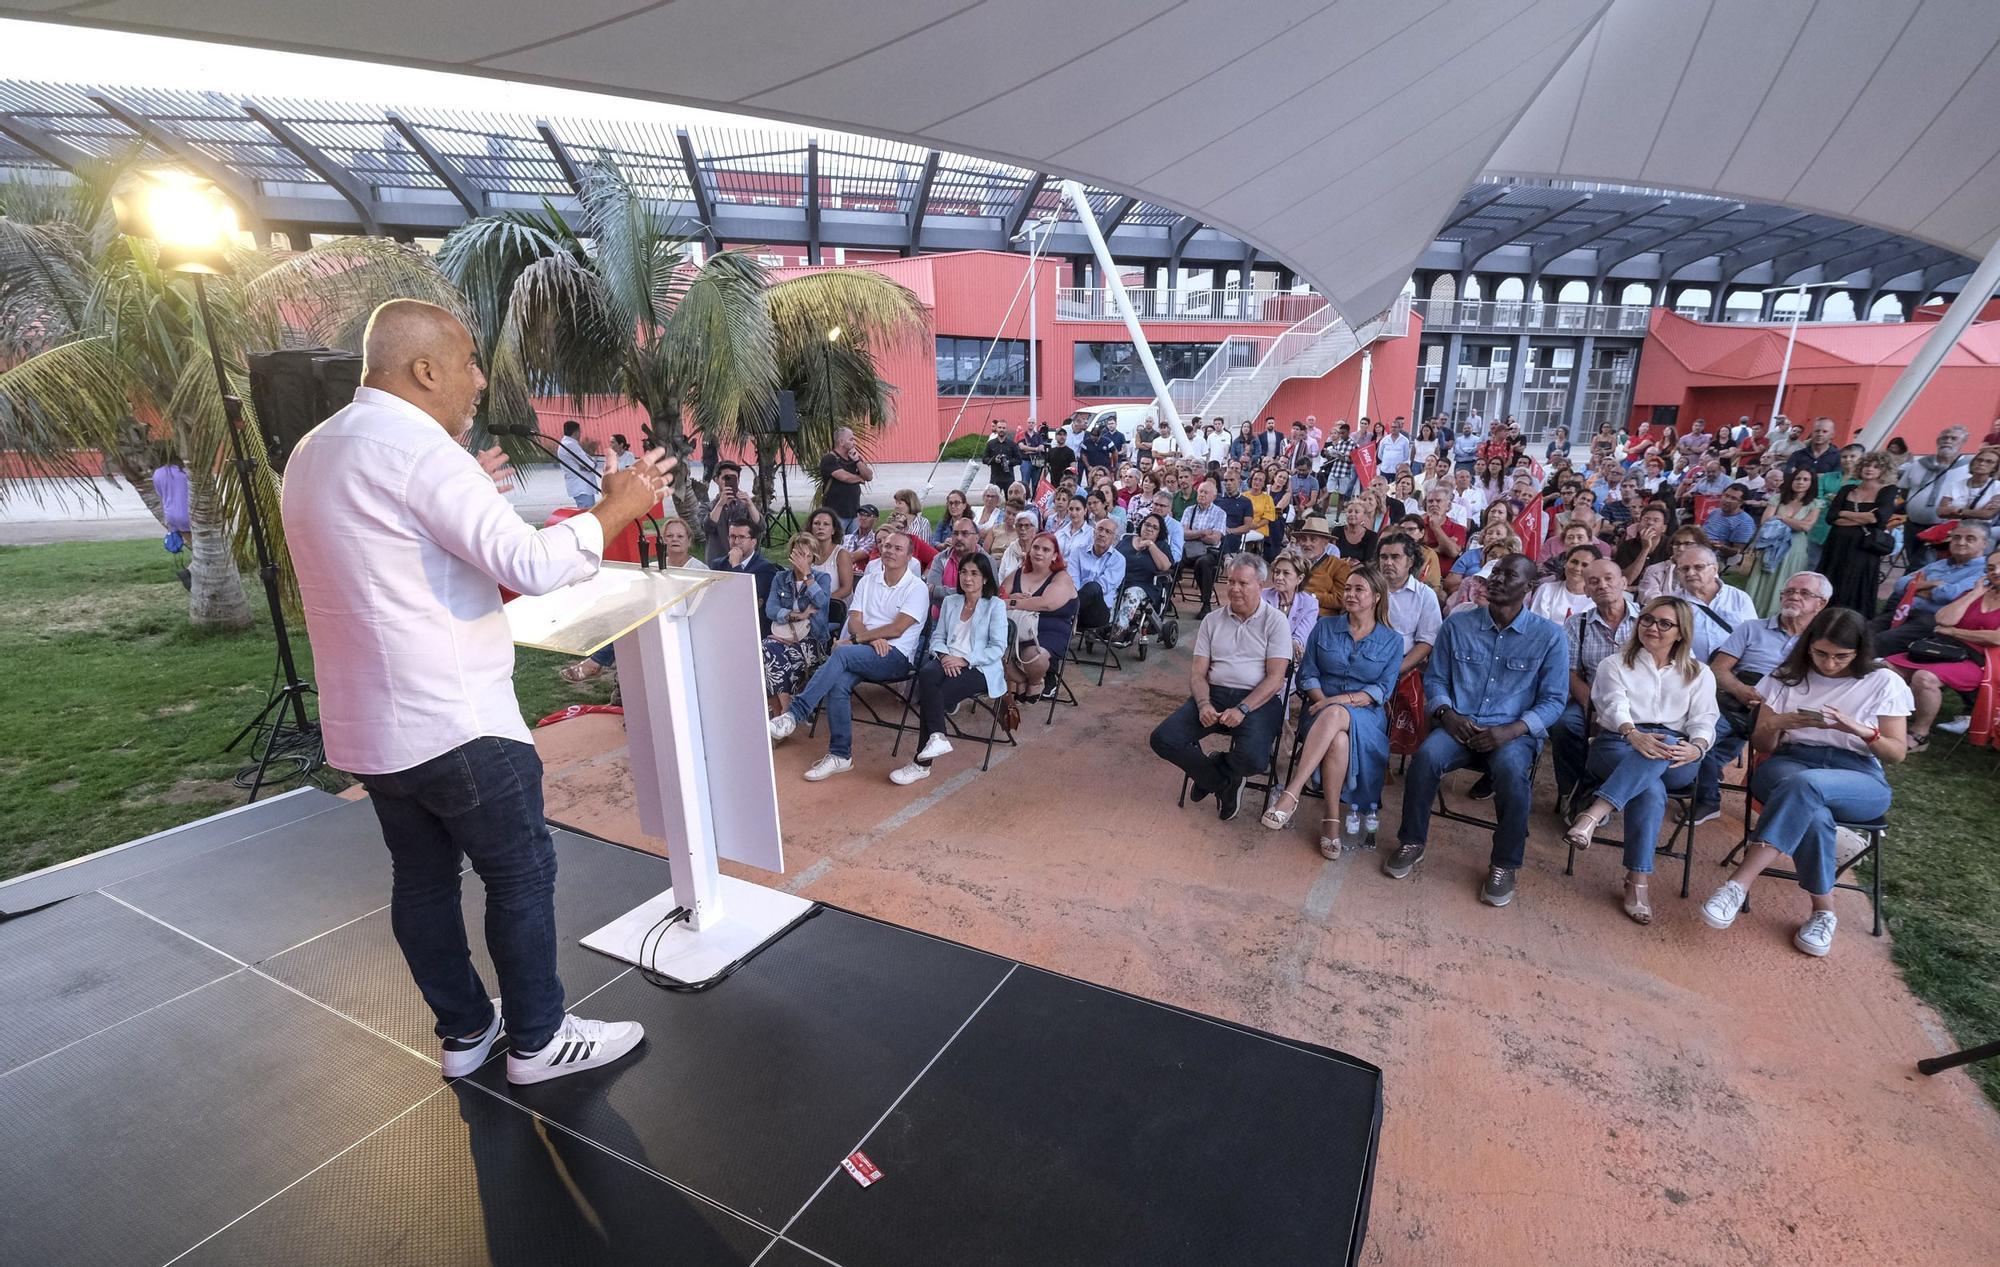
top-left (1551, 700), bottom-right (1589, 798)
top-left (359, 736), bottom-right (565, 1053)
top-left (1148, 684), bottom-right (1284, 794)
top-left (789, 643), bottom-right (913, 758)
top-left (1398, 727), bottom-right (1540, 869)
top-left (1696, 711), bottom-right (1747, 807)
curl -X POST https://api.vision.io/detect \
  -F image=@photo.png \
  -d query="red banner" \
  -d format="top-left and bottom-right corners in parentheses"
top-left (1351, 441), bottom-right (1379, 489)
top-left (1513, 494), bottom-right (1547, 563)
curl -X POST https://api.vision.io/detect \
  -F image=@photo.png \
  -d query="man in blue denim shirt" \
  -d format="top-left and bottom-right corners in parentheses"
top-left (1383, 554), bottom-right (1569, 907)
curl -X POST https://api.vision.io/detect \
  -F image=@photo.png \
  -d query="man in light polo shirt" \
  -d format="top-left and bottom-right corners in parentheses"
top-left (1147, 554), bottom-right (1292, 822)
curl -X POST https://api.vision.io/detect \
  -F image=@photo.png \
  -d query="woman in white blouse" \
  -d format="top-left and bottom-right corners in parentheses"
top-left (1564, 596), bottom-right (1718, 925)
top-left (1700, 607), bottom-right (1910, 958)
top-left (1529, 543), bottom-right (1602, 623)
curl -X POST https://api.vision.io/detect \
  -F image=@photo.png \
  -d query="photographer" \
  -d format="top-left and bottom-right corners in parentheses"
top-left (700, 459), bottom-right (763, 561)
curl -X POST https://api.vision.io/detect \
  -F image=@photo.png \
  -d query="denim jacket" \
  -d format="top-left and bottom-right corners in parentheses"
top-left (766, 568), bottom-right (832, 644)
top-left (1424, 605), bottom-right (1570, 738)
top-left (1296, 615), bottom-right (1403, 706)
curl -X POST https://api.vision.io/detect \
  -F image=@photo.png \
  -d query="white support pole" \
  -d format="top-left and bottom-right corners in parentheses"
top-left (1771, 281), bottom-right (1806, 424)
top-left (1356, 349), bottom-right (1373, 422)
top-left (1028, 223), bottom-right (1040, 428)
top-left (1856, 238), bottom-right (2000, 449)
top-left (1060, 179), bottom-right (1188, 449)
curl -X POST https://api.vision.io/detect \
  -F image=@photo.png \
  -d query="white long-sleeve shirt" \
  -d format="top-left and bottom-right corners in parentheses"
top-left (281, 387), bottom-right (606, 774)
top-left (1590, 650), bottom-right (1719, 748)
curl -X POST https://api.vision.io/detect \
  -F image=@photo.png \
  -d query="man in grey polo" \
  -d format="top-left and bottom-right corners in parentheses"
top-left (1147, 554), bottom-right (1292, 823)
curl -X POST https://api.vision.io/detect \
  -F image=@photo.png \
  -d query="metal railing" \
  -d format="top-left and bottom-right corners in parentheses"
top-left (1054, 287), bottom-right (1327, 324)
top-left (1164, 294), bottom-right (1411, 422)
top-left (1410, 298), bottom-right (1652, 334)
top-left (1670, 305), bottom-right (1906, 325)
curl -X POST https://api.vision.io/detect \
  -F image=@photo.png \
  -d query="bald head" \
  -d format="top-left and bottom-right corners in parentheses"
top-left (360, 300), bottom-right (485, 435)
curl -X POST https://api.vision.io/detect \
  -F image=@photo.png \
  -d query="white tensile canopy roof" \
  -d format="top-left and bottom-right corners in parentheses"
top-left (9, 0), bottom-right (1998, 321)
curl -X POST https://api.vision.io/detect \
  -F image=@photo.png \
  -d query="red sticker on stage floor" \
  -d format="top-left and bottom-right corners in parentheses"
top-left (841, 1150), bottom-right (883, 1187)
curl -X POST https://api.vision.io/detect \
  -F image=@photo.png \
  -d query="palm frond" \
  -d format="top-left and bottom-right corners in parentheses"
top-left (165, 352), bottom-right (296, 606)
top-left (662, 249), bottom-right (776, 443)
top-left (242, 236), bottom-right (469, 350)
top-left (0, 215), bottom-right (93, 355)
top-left (575, 157), bottom-right (679, 335)
top-left (433, 211), bottom-right (577, 361)
top-left (0, 335), bottom-right (137, 498)
top-left (765, 268), bottom-right (929, 353)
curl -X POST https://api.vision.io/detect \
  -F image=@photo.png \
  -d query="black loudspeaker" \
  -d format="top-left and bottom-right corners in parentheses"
top-left (773, 388), bottom-right (798, 435)
top-left (246, 348), bottom-right (363, 473)
top-left (1649, 404), bottom-right (1679, 430)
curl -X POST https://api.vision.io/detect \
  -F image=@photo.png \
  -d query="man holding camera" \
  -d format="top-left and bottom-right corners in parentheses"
top-left (700, 459), bottom-right (763, 561)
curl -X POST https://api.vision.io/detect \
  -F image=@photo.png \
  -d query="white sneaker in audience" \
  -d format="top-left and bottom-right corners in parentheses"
top-left (916, 734), bottom-right (953, 762)
top-left (769, 712), bottom-right (797, 742)
top-left (1793, 910), bottom-right (1838, 957)
top-left (889, 762), bottom-right (931, 785)
top-left (804, 755), bottom-right (852, 781)
top-left (1701, 880), bottom-right (1747, 930)
top-left (506, 1014), bottom-right (643, 1085)
top-left (1937, 716), bottom-right (1970, 735)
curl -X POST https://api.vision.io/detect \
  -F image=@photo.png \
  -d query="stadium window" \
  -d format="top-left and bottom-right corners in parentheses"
top-left (1073, 341), bottom-right (1222, 397)
top-left (936, 335), bottom-right (1033, 396)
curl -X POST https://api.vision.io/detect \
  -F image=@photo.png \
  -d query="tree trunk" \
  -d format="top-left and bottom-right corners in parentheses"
top-left (108, 451), bottom-right (172, 536)
top-left (645, 396), bottom-right (702, 524)
top-left (751, 431), bottom-right (780, 529)
top-left (186, 469), bottom-right (253, 632)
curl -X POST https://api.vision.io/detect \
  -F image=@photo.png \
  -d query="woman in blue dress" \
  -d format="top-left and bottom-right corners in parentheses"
top-left (1261, 564), bottom-right (1404, 858)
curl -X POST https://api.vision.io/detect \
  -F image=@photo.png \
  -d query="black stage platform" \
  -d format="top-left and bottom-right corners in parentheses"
top-left (0, 789), bottom-right (1381, 1266)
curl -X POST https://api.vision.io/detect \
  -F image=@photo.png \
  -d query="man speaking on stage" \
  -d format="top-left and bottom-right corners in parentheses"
top-left (282, 299), bottom-right (671, 1086)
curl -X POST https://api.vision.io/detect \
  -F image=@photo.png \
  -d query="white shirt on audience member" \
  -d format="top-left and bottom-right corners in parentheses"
top-left (1759, 669), bottom-right (1914, 757)
top-left (1590, 652), bottom-right (1719, 747)
top-left (1385, 572), bottom-right (1442, 658)
top-left (848, 563), bottom-right (929, 660)
top-left (282, 386), bottom-right (605, 775)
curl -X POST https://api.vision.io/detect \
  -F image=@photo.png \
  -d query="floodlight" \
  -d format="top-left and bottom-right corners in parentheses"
top-left (113, 171), bottom-right (237, 274)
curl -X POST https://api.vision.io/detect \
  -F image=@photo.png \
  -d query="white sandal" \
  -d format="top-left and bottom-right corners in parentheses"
top-left (1261, 789), bottom-right (1300, 830)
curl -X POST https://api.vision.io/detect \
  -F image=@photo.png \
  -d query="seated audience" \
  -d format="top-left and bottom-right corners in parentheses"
top-left (1554, 557), bottom-right (1638, 814)
top-left (841, 503), bottom-right (880, 561)
top-left (1563, 597), bottom-right (1719, 925)
top-left (1112, 512), bottom-right (1175, 643)
top-left (997, 509), bottom-right (1041, 578)
top-left (1635, 525), bottom-right (1704, 599)
top-left (1383, 555), bottom-right (1569, 909)
top-left (933, 489), bottom-right (972, 545)
top-left (714, 520), bottom-right (780, 627)
top-left (1662, 543), bottom-right (1758, 660)
top-left (1530, 543), bottom-right (1602, 623)
top-left (973, 485), bottom-right (1006, 537)
top-left (1376, 532), bottom-right (1443, 677)
top-left (1872, 521), bottom-right (1990, 655)
top-left (1180, 477), bottom-right (1228, 614)
top-left (1070, 515), bottom-right (1127, 632)
top-left (1698, 572), bottom-right (1831, 819)
top-left (1334, 499), bottom-right (1378, 564)
top-left (562, 517), bottom-right (710, 684)
top-left (1889, 547), bottom-right (2000, 750)
top-left (1002, 532), bottom-right (1080, 703)
top-left (1701, 608), bottom-right (1911, 958)
top-left (1147, 555), bottom-right (1293, 822)
top-left (1262, 550), bottom-right (1319, 659)
top-left (890, 553), bottom-right (1007, 786)
top-left (1263, 565), bottom-right (1404, 856)
top-left (762, 533), bottom-right (833, 718)
top-left (1701, 483), bottom-right (1758, 570)
top-left (1291, 516), bottom-right (1353, 616)
top-left (769, 529), bottom-right (929, 781)
top-left (925, 516), bottom-right (988, 607)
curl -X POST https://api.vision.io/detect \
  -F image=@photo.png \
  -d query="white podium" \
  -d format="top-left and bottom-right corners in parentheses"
top-left (507, 562), bottom-right (812, 985)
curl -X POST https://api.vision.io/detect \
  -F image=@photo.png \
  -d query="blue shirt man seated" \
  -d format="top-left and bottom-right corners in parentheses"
top-left (1868, 520), bottom-right (1989, 655)
top-left (1694, 571), bottom-right (1829, 819)
top-left (1700, 483), bottom-right (1757, 569)
top-left (1382, 554), bottom-right (1569, 908)
top-left (1148, 554), bottom-right (1292, 824)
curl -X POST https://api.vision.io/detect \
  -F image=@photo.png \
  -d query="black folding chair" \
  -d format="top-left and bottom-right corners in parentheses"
top-left (1720, 747), bottom-right (1889, 936)
top-left (1038, 614), bottom-right (1084, 725)
top-left (890, 672), bottom-right (1017, 772)
top-left (1559, 706), bottom-right (1699, 898)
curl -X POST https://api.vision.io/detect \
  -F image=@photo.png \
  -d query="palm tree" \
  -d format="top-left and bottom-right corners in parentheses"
top-left (436, 158), bottom-right (924, 524)
top-left (0, 165), bottom-right (467, 628)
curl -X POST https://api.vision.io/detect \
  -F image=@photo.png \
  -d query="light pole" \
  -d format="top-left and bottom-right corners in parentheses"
top-left (115, 171), bottom-right (320, 800)
top-left (1758, 280), bottom-right (1845, 426)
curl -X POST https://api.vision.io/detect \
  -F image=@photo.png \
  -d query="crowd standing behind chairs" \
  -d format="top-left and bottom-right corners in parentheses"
top-left (655, 406), bottom-right (2000, 959)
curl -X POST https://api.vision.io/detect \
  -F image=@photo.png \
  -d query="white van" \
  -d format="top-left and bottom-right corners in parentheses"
top-left (1068, 403), bottom-right (1160, 447)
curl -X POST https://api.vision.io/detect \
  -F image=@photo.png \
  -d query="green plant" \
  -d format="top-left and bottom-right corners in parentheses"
top-left (939, 433), bottom-right (988, 460)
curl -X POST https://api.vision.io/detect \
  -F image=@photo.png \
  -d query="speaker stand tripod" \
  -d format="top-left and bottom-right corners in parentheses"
top-left (763, 434), bottom-right (803, 544)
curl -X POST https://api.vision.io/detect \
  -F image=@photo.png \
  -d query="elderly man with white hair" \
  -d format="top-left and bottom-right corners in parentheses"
top-left (1692, 571), bottom-right (1832, 822)
top-left (1148, 554), bottom-right (1293, 823)
top-left (1899, 425), bottom-right (1971, 571)
top-left (1661, 542), bottom-right (1759, 662)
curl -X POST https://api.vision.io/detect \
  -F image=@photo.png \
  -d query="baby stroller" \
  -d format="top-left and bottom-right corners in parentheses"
top-left (1110, 578), bottom-right (1180, 660)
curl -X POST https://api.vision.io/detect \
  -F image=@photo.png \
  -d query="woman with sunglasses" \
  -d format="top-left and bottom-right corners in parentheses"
top-left (1700, 607), bottom-right (1910, 957)
top-left (1563, 597), bottom-right (1718, 924)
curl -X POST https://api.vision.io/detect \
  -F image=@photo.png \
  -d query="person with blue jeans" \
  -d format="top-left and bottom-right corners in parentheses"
top-left (1562, 596), bottom-right (1719, 925)
top-left (282, 301), bottom-right (662, 1085)
top-left (1702, 608), bottom-right (1912, 958)
top-left (1382, 554), bottom-right (1568, 908)
top-left (768, 528), bottom-right (929, 781)
top-left (1697, 574), bottom-right (1829, 819)
top-left (1554, 557), bottom-right (1637, 817)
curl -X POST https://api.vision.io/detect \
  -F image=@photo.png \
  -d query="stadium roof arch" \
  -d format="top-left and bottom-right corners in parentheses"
top-left (1, 1), bottom-right (1994, 318)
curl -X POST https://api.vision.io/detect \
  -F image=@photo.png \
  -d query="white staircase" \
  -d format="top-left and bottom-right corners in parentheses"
top-left (1166, 294), bottom-right (1411, 423)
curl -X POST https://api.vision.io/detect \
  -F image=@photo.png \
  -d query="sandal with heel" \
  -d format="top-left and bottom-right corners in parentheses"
top-left (1262, 790), bottom-right (1300, 830)
top-left (1623, 877), bottom-right (1653, 925)
top-left (1317, 817), bottom-right (1342, 861)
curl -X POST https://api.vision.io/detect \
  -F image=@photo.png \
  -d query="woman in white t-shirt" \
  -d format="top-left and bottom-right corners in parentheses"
top-left (1700, 607), bottom-right (1911, 957)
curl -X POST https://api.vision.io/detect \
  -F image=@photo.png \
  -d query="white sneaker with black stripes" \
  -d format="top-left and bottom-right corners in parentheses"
top-left (506, 1013), bottom-right (645, 1086)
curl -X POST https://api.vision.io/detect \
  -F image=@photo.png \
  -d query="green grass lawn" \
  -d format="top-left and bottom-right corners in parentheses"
top-left (0, 539), bottom-right (610, 881)
top-left (2, 538), bottom-right (1996, 1105)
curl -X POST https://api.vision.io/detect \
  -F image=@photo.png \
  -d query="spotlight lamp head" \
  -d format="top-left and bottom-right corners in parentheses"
top-left (113, 170), bottom-right (238, 274)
